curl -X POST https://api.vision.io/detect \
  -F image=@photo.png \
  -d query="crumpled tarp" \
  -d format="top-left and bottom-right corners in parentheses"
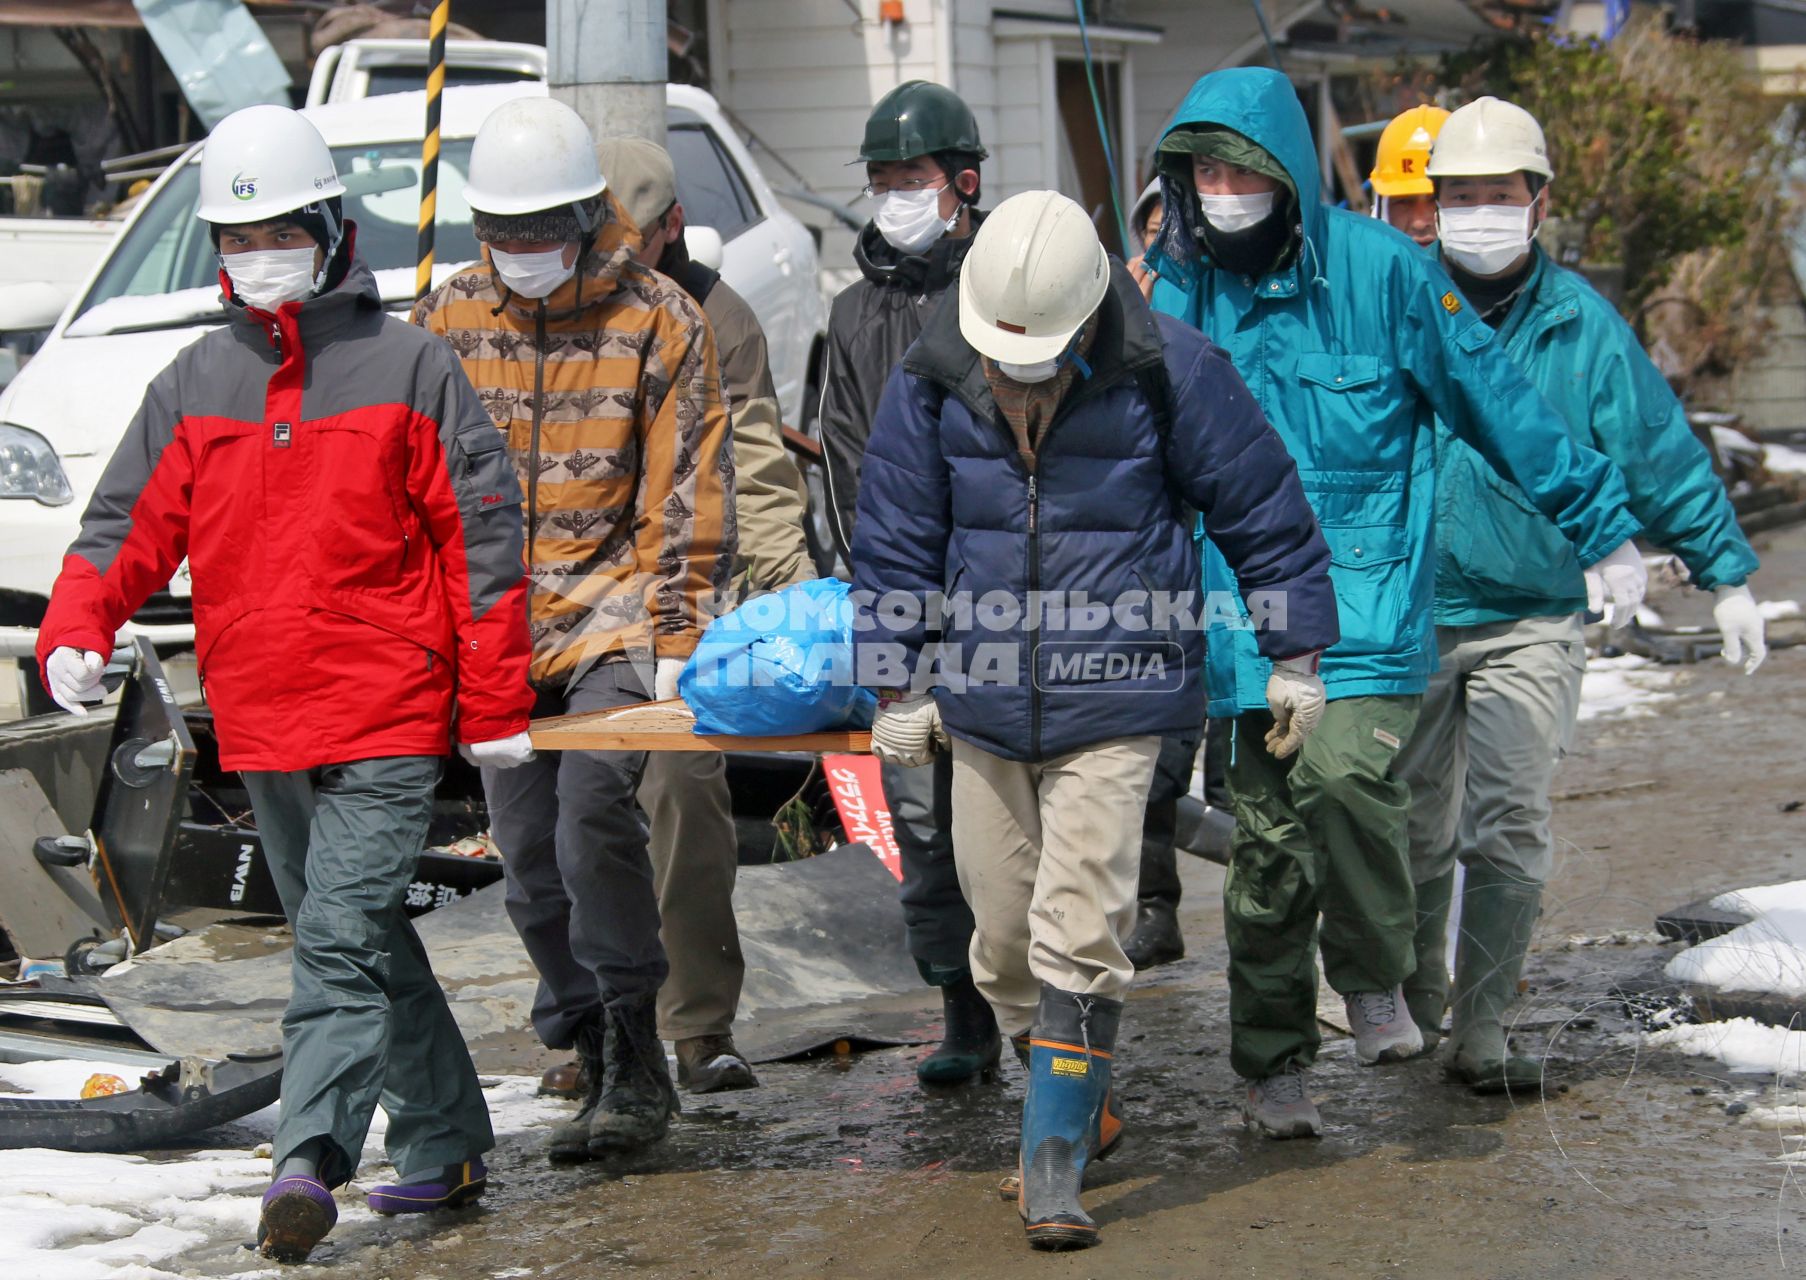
top-left (97, 842), bottom-right (932, 1064)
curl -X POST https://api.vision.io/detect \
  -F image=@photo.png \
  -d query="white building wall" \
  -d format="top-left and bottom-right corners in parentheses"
top-left (1118, 0), bottom-right (1324, 176)
top-left (712, 0), bottom-right (947, 269)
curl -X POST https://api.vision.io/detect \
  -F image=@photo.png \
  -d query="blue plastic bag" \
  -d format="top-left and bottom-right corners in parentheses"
top-left (678, 578), bottom-right (878, 736)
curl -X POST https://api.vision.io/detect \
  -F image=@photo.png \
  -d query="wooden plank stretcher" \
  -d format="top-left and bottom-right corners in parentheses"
top-left (529, 698), bottom-right (873, 753)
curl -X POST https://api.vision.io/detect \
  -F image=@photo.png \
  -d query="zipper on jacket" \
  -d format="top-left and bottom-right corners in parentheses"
top-left (527, 303), bottom-right (547, 570)
top-left (1027, 468), bottom-right (1042, 759)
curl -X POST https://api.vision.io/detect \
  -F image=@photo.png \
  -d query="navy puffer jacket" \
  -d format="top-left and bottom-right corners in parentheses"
top-left (850, 261), bottom-right (1339, 763)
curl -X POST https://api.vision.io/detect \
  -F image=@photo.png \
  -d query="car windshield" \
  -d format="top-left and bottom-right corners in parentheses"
top-left (73, 138), bottom-right (479, 327)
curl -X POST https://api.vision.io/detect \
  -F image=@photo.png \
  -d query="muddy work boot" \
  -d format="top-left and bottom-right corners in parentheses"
top-left (538, 1058), bottom-right (588, 1100)
top-left (258, 1175), bottom-right (337, 1264)
top-left (367, 1157), bottom-right (487, 1215)
top-left (917, 965), bottom-right (1002, 1086)
top-left (1243, 1066), bottom-right (1321, 1139)
top-left (589, 995), bottom-right (681, 1154)
top-left (1019, 985), bottom-right (1121, 1251)
top-left (1344, 985), bottom-right (1425, 1065)
top-left (1405, 870), bottom-right (1456, 1053)
top-left (1446, 867), bottom-right (1544, 1095)
top-left (676, 1034), bottom-right (758, 1093)
top-left (1122, 899), bottom-right (1185, 970)
top-left (547, 1015), bottom-right (608, 1163)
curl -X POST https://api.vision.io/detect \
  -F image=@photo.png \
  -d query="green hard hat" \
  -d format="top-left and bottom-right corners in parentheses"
top-left (858, 80), bottom-right (988, 163)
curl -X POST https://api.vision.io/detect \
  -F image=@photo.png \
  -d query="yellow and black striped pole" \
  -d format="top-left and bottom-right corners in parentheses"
top-left (414, 0), bottom-right (450, 301)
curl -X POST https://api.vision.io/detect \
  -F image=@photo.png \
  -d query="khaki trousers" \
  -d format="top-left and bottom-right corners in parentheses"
top-left (949, 735), bottom-right (1162, 1037)
top-left (639, 751), bottom-right (745, 1041)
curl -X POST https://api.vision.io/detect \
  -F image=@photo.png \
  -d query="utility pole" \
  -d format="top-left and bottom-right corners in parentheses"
top-left (548, 0), bottom-right (667, 147)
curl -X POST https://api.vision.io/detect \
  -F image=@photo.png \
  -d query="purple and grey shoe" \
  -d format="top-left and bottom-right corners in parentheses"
top-left (257, 1175), bottom-right (337, 1264)
top-left (367, 1157), bottom-right (488, 1215)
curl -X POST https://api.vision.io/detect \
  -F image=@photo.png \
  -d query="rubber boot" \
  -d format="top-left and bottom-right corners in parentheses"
top-left (1019, 985), bottom-right (1121, 1252)
top-left (916, 962), bottom-right (1002, 1086)
top-left (589, 994), bottom-right (680, 1153)
top-left (1446, 866), bottom-right (1544, 1094)
top-left (1122, 899), bottom-right (1185, 970)
top-left (1404, 870), bottom-right (1455, 1054)
top-left (547, 1015), bottom-right (608, 1163)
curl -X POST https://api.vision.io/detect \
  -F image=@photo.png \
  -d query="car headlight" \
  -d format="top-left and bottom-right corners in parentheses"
top-left (0, 423), bottom-right (74, 506)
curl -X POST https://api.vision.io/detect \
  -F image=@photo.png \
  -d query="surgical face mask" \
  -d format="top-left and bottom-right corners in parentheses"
top-left (995, 357), bottom-right (1061, 384)
top-left (874, 185), bottom-right (958, 254)
top-left (1437, 203), bottom-right (1535, 277)
top-left (490, 246), bottom-right (575, 299)
top-left (223, 247), bottom-right (318, 311)
top-left (1197, 190), bottom-right (1276, 234)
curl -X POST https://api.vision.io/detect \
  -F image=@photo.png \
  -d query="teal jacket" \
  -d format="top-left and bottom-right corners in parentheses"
top-left (1145, 68), bottom-right (1641, 715)
top-left (1434, 247), bottom-right (1756, 625)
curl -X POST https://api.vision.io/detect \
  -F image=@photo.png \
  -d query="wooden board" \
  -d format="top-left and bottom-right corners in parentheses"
top-left (529, 699), bottom-right (872, 754)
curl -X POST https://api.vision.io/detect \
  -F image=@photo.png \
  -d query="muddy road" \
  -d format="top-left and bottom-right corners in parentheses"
top-left (183, 524), bottom-right (1806, 1279)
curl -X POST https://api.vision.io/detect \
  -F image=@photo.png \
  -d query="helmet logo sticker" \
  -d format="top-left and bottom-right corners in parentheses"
top-left (232, 174), bottom-right (257, 201)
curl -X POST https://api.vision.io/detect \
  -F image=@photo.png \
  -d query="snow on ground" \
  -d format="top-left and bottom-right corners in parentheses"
top-left (1661, 880), bottom-right (1806, 998)
top-left (1645, 1018), bottom-right (1806, 1079)
top-left (1761, 598), bottom-right (1803, 621)
top-left (0, 1064), bottom-right (564, 1278)
top-left (1578, 653), bottom-right (1678, 721)
top-left (1761, 441), bottom-right (1806, 475)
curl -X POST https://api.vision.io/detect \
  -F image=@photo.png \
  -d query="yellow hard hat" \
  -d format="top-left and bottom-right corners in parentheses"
top-left (1369, 105), bottom-right (1450, 198)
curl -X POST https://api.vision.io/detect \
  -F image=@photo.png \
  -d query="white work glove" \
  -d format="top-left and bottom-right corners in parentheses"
top-left (870, 693), bottom-right (943, 768)
top-left (654, 657), bottom-right (685, 703)
top-left (1713, 584), bottom-right (1767, 675)
top-left (45, 646), bottom-right (106, 716)
top-left (1583, 540), bottom-right (1647, 629)
top-left (1264, 656), bottom-right (1326, 760)
top-left (459, 731), bottom-right (536, 770)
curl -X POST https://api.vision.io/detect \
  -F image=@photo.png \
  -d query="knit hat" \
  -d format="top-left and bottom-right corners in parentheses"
top-left (472, 195), bottom-right (604, 245)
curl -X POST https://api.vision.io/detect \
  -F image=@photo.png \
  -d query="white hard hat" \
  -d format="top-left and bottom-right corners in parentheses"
top-left (465, 97), bottom-right (607, 217)
top-left (1426, 96), bottom-right (1552, 181)
top-left (195, 104), bottom-right (345, 225)
top-left (958, 190), bottom-right (1110, 364)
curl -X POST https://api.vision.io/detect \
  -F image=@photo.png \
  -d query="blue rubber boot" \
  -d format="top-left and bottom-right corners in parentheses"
top-left (1018, 985), bottom-right (1122, 1251)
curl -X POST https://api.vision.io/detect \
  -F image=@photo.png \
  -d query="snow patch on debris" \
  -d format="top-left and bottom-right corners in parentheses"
top-left (1646, 1018), bottom-right (1806, 1078)
top-left (1579, 653), bottom-right (1678, 721)
top-left (1661, 880), bottom-right (1806, 998)
top-left (0, 1065), bottom-right (562, 1277)
top-left (1761, 442), bottom-right (1806, 475)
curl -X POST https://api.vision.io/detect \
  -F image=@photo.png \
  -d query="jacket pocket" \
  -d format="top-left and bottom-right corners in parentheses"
top-left (453, 425), bottom-right (524, 519)
top-left (1296, 352), bottom-right (1382, 392)
top-left (1321, 521), bottom-right (1411, 657)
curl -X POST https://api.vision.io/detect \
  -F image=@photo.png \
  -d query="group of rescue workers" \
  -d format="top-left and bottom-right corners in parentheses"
top-left (31, 63), bottom-right (1767, 1261)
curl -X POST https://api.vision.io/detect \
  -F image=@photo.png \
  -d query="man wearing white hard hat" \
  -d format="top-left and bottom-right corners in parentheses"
top-left (1395, 96), bottom-right (1763, 1093)
top-left (36, 103), bottom-right (536, 1262)
top-left (850, 189), bottom-right (1339, 1250)
top-left (414, 98), bottom-right (735, 1163)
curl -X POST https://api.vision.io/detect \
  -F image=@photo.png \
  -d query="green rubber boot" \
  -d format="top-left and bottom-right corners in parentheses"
top-left (1405, 871), bottom-right (1455, 1054)
top-left (916, 961), bottom-right (1002, 1086)
top-left (1445, 866), bottom-right (1544, 1094)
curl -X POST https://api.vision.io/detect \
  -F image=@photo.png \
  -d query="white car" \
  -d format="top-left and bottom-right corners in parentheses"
top-left (0, 82), bottom-right (829, 694)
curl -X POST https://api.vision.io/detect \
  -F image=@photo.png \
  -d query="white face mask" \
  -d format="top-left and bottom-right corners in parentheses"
top-left (1437, 203), bottom-right (1535, 277)
top-left (223, 247), bottom-right (318, 311)
top-left (874, 185), bottom-right (958, 254)
top-left (995, 357), bottom-right (1061, 384)
top-left (1198, 190), bottom-right (1276, 234)
top-left (490, 246), bottom-right (576, 299)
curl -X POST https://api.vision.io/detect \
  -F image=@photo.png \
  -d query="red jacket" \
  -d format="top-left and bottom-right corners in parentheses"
top-left (38, 249), bottom-right (534, 772)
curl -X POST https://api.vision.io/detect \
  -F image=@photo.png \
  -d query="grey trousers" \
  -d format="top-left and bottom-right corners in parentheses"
top-left (482, 661), bottom-right (666, 1050)
top-left (243, 756), bottom-right (493, 1187)
top-left (639, 750), bottom-right (745, 1041)
top-left (1398, 614), bottom-right (1587, 886)
top-left (884, 753), bottom-right (975, 976)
